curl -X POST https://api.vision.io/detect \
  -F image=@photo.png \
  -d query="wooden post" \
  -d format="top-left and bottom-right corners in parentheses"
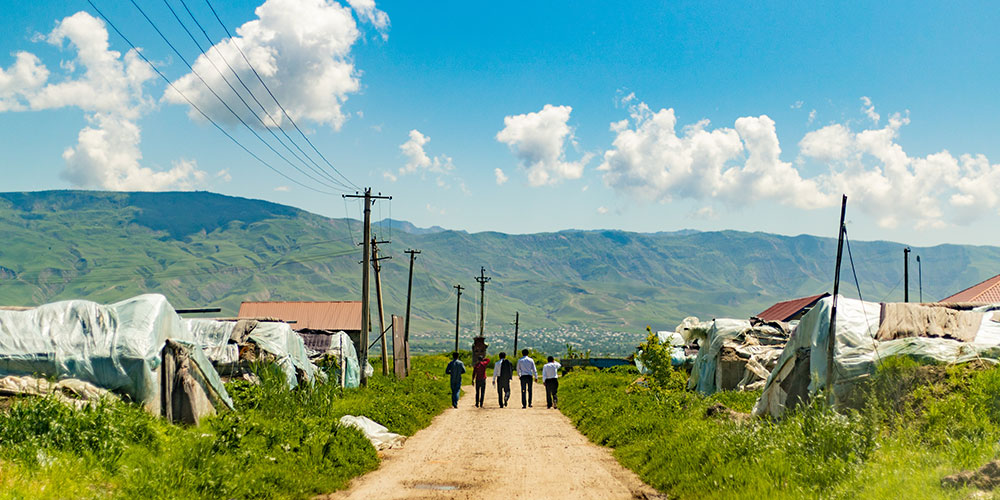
top-left (453, 284), bottom-right (464, 352)
top-left (372, 235), bottom-right (390, 376)
top-left (513, 312), bottom-right (519, 355)
top-left (826, 194), bottom-right (847, 399)
top-left (403, 249), bottom-right (420, 376)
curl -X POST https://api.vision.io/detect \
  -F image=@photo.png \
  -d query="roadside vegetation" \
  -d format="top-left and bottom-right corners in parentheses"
top-left (0, 354), bottom-right (451, 500)
top-left (559, 333), bottom-right (1000, 499)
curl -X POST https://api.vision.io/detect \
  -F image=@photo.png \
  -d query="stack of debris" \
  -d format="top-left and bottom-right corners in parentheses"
top-left (681, 316), bottom-right (791, 395)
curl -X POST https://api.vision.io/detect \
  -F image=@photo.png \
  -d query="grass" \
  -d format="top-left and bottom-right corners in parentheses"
top-left (0, 354), bottom-right (452, 500)
top-left (559, 360), bottom-right (1000, 499)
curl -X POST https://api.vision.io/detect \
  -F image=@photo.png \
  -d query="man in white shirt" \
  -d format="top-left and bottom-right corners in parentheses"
top-left (516, 349), bottom-right (537, 409)
top-left (542, 356), bottom-right (562, 409)
top-left (492, 352), bottom-right (514, 408)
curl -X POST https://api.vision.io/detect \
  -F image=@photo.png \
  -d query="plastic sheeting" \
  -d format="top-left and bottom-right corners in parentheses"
top-left (185, 319), bottom-right (324, 389)
top-left (686, 318), bottom-right (790, 395)
top-left (753, 296), bottom-right (1000, 419)
top-left (0, 294), bottom-right (232, 412)
top-left (339, 415), bottom-right (406, 450)
top-left (314, 331), bottom-right (361, 388)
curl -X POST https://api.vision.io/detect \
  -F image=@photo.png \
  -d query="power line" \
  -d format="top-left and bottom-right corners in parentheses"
top-left (170, 0), bottom-right (351, 190)
top-left (125, 0), bottom-right (347, 192)
top-left (85, 0), bottom-right (337, 195)
top-left (202, 0), bottom-right (360, 191)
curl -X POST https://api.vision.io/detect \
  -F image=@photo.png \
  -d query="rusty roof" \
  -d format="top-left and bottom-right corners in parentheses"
top-left (237, 301), bottom-right (361, 332)
top-left (755, 293), bottom-right (830, 322)
top-left (939, 274), bottom-right (1000, 303)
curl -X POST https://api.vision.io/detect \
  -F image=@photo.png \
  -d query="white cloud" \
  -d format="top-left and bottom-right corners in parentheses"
top-left (382, 171), bottom-right (397, 182)
top-left (791, 100), bottom-right (803, 109)
top-left (496, 104), bottom-right (591, 186)
top-left (0, 11), bottom-right (204, 190)
top-left (596, 206), bottom-right (608, 214)
top-left (398, 129), bottom-right (454, 176)
top-left (165, 0), bottom-right (387, 130)
top-left (599, 98), bottom-right (830, 210)
top-left (861, 96), bottom-right (880, 124)
top-left (425, 203), bottom-right (445, 215)
top-left (807, 109), bottom-right (817, 125)
top-left (346, 0), bottom-right (390, 39)
top-left (216, 169), bottom-right (232, 182)
top-left (494, 168), bottom-right (508, 185)
top-left (274, 185), bottom-right (290, 192)
top-left (798, 123), bottom-right (852, 162)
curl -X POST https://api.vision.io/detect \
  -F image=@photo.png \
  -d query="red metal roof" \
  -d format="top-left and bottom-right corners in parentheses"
top-left (755, 293), bottom-right (830, 322)
top-left (939, 274), bottom-right (1000, 303)
top-left (237, 301), bottom-right (361, 332)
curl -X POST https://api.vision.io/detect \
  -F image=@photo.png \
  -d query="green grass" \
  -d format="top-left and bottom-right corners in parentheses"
top-left (559, 360), bottom-right (1000, 499)
top-left (0, 355), bottom-right (452, 500)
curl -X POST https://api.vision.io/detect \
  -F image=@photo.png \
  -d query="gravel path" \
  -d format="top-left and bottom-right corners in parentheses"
top-left (326, 383), bottom-right (663, 499)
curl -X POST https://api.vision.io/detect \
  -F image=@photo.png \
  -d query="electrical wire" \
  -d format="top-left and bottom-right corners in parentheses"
top-left (845, 227), bottom-right (883, 366)
top-left (202, 0), bottom-right (359, 191)
top-left (126, 0), bottom-right (347, 192)
top-left (85, 0), bottom-right (337, 195)
top-left (172, 0), bottom-right (350, 190)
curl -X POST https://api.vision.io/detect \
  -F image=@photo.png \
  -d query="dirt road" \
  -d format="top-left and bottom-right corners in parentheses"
top-left (328, 383), bottom-right (663, 500)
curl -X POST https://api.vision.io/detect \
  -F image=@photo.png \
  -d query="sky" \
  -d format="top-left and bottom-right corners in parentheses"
top-left (2, 0), bottom-right (1000, 247)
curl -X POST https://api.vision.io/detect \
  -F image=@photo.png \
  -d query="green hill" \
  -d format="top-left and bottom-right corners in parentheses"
top-left (2, 190), bottom-right (999, 353)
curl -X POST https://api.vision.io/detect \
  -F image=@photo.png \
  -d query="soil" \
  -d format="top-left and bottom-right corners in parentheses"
top-left (324, 384), bottom-right (665, 500)
top-left (942, 459), bottom-right (1000, 490)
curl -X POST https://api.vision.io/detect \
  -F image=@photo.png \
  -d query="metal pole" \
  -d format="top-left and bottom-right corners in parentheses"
top-left (513, 312), bottom-right (519, 355)
top-left (904, 247), bottom-right (910, 303)
top-left (453, 284), bottom-right (464, 352)
top-left (404, 249), bottom-right (420, 376)
top-left (826, 194), bottom-right (847, 399)
top-left (360, 188), bottom-right (371, 386)
top-left (917, 255), bottom-right (922, 303)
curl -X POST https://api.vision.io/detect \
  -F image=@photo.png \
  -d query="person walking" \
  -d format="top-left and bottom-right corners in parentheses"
top-left (542, 355), bottom-right (562, 409)
top-left (492, 352), bottom-right (513, 408)
top-left (445, 352), bottom-right (465, 408)
top-left (473, 355), bottom-right (491, 408)
top-left (516, 349), bottom-right (537, 409)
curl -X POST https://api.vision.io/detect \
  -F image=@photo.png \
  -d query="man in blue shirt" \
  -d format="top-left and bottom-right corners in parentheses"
top-left (445, 352), bottom-right (466, 408)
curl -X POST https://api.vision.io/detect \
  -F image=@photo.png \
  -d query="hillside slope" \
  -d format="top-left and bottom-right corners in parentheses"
top-left (1, 190), bottom-right (999, 350)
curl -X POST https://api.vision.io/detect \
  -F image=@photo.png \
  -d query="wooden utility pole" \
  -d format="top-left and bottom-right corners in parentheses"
top-left (903, 247), bottom-right (910, 303)
top-left (513, 311), bottom-right (519, 355)
top-left (475, 267), bottom-right (491, 336)
top-left (343, 188), bottom-right (391, 387)
top-left (826, 194), bottom-right (847, 399)
top-left (371, 235), bottom-right (391, 376)
top-left (403, 249), bottom-right (421, 376)
top-left (917, 255), bottom-right (923, 303)
top-left (453, 284), bottom-right (464, 352)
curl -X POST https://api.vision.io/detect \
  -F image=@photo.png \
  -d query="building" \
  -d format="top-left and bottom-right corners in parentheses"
top-left (237, 301), bottom-right (362, 354)
top-left (939, 273), bottom-right (1000, 303)
top-left (754, 293), bottom-right (830, 322)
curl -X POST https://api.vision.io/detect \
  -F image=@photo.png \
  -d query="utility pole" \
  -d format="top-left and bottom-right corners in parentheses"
top-left (512, 311), bottom-right (519, 355)
top-left (343, 188), bottom-right (391, 387)
top-left (917, 255), bottom-right (923, 303)
top-left (475, 267), bottom-right (491, 336)
top-left (403, 249), bottom-right (420, 377)
top-left (453, 284), bottom-right (464, 352)
top-left (371, 234), bottom-right (391, 376)
top-left (903, 247), bottom-right (911, 303)
top-left (826, 194), bottom-right (847, 400)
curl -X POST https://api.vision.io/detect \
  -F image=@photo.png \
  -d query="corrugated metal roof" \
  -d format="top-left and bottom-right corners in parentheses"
top-left (940, 274), bottom-right (1000, 303)
top-left (237, 301), bottom-right (361, 332)
top-left (755, 293), bottom-right (830, 322)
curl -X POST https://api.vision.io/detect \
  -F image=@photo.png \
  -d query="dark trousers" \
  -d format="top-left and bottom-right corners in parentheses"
top-left (544, 378), bottom-right (559, 408)
top-left (520, 375), bottom-right (533, 407)
top-left (450, 381), bottom-right (461, 407)
top-left (496, 378), bottom-right (511, 407)
top-left (475, 379), bottom-right (486, 407)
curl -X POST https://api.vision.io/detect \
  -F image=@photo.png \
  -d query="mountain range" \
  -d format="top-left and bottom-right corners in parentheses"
top-left (2, 190), bottom-right (999, 351)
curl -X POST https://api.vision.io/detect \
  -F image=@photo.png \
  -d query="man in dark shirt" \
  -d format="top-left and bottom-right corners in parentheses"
top-left (472, 356), bottom-right (491, 408)
top-left (492, 352), bottom-right (513, 408)
top-left (445, 352), bottom-right (465, 408)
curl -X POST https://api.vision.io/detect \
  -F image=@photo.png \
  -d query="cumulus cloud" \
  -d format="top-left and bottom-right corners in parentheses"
top-left (398, 129), bottom-right (454, 177)
top-left (861, 96), bottom-right (879, 124)
top-left (596, 206), bottom-right (608, 214)
top-left (599, 98), bottom-right (831, 210)
top-left (798, 104), bottom-right (1000, 228)
top-left (0, 11), bottom-right (204, 190)
top-left (494, 168), bottom-right (508, 185)
top-left (496, 104), bottom-right (592, 186)
top-left (165, 0), bottom-right (388, 131)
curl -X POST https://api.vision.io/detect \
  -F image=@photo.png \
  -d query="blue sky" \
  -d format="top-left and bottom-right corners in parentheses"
top-left (2, 1), bottom-right (1000, 246)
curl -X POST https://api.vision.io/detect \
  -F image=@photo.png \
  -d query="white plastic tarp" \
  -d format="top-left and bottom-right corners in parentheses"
top-left (753, 296), bottom-right (1000, 418)
top-left (339, 415), bottom-right (406, 450)
top-left (0, 294), bottom-right (232, 411)
top-left (687, 319), bottom-right (751, 394)
top-left (320, 331), bottom-right (361, 388)
top-left (185, 319), bottom-right (324, 388)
